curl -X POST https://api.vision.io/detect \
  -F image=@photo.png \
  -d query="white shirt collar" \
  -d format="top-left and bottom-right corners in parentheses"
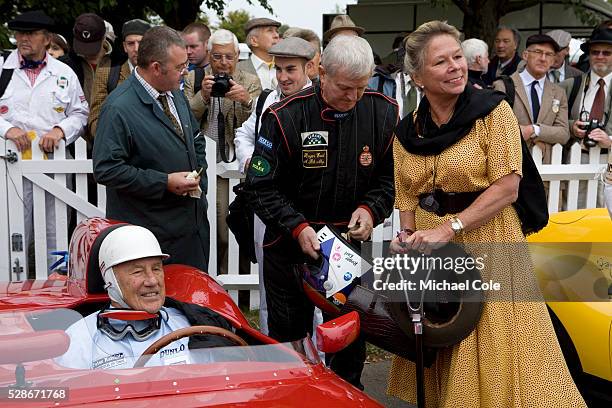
top-left (251, 53), bottom-right (273, 70)
top-left (520, 68), bottom-right (545, 89)
top-left (589, 70), bottom-right (612, 89)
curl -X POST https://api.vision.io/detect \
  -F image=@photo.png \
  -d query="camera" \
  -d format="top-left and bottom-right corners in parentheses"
top-left (579, 111), bottom-right (606, 148)
top-left (211, 73), bottom-right (232, 97)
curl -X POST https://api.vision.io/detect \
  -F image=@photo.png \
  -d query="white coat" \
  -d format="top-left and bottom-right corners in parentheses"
top-left (0, 51), bottom-right (89, 272)
top-left (0, 50), bottom-right (88, 143)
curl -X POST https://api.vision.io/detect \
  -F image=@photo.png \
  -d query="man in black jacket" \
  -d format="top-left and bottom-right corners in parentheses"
top-left (484, 26), bottom-right (522, 85)
top-left (243, 35), bottom-right (398, 388)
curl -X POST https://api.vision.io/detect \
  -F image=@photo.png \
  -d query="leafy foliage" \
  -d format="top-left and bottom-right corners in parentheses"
top-left (217, 10), bottom-right (252, 42)
top-left (0, 0), bottom-right (271, 48)
top-left (429, 0), bottom-right (597, 46)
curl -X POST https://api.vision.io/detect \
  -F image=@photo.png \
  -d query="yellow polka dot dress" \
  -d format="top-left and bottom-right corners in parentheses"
top-left (387, 102), bottom-right (586, 408)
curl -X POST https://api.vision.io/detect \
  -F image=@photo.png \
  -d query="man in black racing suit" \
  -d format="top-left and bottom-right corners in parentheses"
top-left (243, 35), bottom-right (398, 388)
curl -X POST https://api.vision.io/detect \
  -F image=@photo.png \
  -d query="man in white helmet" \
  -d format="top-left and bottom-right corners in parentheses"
top-left (56, 225), bottom-right (233, 370)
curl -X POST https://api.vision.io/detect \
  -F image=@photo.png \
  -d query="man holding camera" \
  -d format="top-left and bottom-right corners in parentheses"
top-left (184, 29), bottom-right (261, 162)
top-left (184, 29), bottom-right (261, 274)
top-left (560, 27), bottom-right (612, 208)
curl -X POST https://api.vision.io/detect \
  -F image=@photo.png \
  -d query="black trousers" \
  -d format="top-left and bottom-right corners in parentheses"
top-left (262, 235), bottom-right (366, 389)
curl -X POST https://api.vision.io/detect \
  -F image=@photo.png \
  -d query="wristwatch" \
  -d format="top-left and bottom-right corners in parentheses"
top-left (449, 217), bottom-right (464, 235)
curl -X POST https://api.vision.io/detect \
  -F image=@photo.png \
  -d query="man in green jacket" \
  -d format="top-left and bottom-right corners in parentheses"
top-left (93, 26), bottom-right (210, 271)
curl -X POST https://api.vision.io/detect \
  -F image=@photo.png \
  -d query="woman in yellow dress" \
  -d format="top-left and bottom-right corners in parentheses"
top-left (387, 21), bottom-right (586, 408)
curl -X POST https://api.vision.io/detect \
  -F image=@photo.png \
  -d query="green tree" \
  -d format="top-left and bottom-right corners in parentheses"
top-left (198, 13), bottom-right (212, 28)
top-left (0, 0), bottom-right (271, 47)
top-left (218, 10), bottom-right (252, 42)
top-left (432, 0), bottom-right (598, 46)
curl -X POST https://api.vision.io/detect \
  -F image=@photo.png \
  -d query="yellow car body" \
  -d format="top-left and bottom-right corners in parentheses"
top-left (528, 208), bottom-right (612, 383)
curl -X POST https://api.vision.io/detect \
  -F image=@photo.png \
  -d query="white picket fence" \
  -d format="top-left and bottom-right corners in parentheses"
top-left (0, 137), bottom-right (609, 309)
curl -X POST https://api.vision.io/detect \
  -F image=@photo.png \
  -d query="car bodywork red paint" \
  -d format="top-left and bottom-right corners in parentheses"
top-left (0, 218), bottom-right (382, 407)
top-left (316, 311), bottom-right (360, 354)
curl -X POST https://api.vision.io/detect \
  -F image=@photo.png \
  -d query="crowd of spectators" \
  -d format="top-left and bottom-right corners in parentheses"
top-left (0, 8), bottom-right (611, 400)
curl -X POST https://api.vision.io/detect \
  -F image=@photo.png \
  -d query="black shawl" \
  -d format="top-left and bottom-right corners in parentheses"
top-left (394, 85), bottom-right (549, 235)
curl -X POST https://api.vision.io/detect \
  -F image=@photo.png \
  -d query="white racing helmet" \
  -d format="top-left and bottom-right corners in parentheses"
top-left (98, 225), bottom-right (169, 308)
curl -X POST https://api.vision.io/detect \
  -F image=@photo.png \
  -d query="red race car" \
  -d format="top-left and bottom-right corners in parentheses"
top-left (0, 218), bottom-right (381, 407)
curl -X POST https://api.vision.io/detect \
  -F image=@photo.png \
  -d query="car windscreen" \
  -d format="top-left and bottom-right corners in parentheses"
top-left (0, 307), bottom-right (322, 404)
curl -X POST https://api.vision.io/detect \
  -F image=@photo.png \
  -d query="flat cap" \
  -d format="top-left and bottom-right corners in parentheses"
top-left (526, 34), bottom-right (560, 53)
top-left (122, 19), bottom-right (152, 39)
top-left (269, 37), bottom-right (315, 60)
top-left (546, 29), bottom-right (571, 49)
top-left (8, 10), bottom-right (55, 32)
top-left (324, 14), bottom-right (364, 42)
top-left (245, 17), bottom-right (281, 34)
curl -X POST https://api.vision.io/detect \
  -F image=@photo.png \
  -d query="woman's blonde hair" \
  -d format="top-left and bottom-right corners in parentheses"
top-left (404, 20), bottom-right (461, 76)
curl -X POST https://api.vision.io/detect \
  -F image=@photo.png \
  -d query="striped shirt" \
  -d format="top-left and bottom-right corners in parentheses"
top-left (18, 54), bottom-right (48, 86)
top-left (134, 67), bottom-right (181, 126)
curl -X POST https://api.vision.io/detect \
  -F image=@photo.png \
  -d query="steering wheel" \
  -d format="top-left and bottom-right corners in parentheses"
top-left (133, 325), bottom-right (248, 368)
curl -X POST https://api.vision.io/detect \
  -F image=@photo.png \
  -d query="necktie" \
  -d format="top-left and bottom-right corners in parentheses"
top-left (400, 73), bottom-right (417, 118)
top-left (589, 78), bottom-right (606, 121)
top-left (157, 95), bottom-right (183, 138)
top-left (551, 70), bottom-right (561, 83)
top-left (530, 80), bottom-right (540, 123)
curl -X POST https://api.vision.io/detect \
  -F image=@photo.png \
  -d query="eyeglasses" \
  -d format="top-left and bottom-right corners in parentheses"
top-left (590, 49), bottom-right (612, 57)
top-left (211, 53), bottom-right (236, 62)
top-left (526, 49), bottom-right (556, 58)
